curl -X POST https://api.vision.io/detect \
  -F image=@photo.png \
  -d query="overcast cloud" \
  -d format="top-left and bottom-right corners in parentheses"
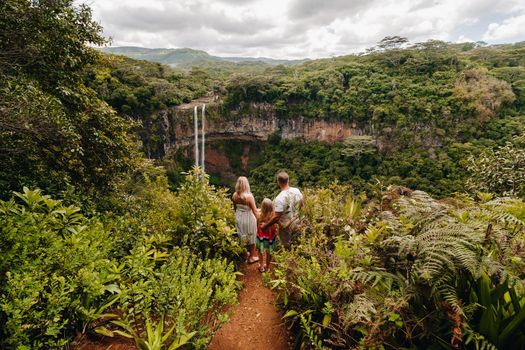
top-left (85, 0), bottom-right (525, 59)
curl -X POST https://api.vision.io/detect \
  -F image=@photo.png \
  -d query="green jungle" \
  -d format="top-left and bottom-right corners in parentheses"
top-left (2, 0), bottom-right (525, 349)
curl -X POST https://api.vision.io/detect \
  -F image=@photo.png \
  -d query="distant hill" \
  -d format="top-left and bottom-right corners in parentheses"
top-left (221, 56), bottom-right (309, 65)
top-left (99, 46), bottom-right (307, 67)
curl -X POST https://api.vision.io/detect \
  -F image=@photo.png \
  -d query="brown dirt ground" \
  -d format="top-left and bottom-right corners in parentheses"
top-left (70, 334), bottom-right (136, 350)
top-left (208, 263), bottom-right (292, 350)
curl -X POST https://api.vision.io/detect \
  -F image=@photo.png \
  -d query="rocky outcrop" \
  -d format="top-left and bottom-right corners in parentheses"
top-left (157, 101), bottom-right (367, 157)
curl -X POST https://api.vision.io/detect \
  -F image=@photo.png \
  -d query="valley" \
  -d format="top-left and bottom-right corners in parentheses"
top-left (3, 2), bottom-right (525, 348)
top-left (91, 41), bottom-right (525, 198)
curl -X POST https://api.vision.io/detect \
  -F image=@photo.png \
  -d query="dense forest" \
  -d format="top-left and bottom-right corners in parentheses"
top-left (2, 0), bottom-right (525, 349)
top-left (88, 39), bottom-right (525, 199)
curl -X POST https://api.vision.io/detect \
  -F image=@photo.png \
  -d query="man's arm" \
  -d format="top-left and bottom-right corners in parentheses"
top-left (261, 211), bottom-right (282, 230)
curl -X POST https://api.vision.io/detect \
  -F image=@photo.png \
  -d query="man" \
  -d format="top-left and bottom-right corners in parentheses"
top-left (261, 171), bottom-right (303, 248)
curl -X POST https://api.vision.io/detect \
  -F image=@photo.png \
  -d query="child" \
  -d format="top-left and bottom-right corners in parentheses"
top-left (257, 198), bottom-right (278, 273)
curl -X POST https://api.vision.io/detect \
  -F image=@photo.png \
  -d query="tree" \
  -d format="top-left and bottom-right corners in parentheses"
top-left (0, 0), bottom-right (137, 199)
top-left (466, 137), bottom-right (525, 198)
top-left (341, 136), bottom-right (377, 160)
top-left (454, 68), bottom-right (515, 122)
top-left (377, 36), bottom-right (409, 50)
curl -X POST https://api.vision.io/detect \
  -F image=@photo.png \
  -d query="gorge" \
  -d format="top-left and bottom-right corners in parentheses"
top-left (87, 41), bottom-right (525, 198)
top-left (151, 98), bottom-right (369, 185)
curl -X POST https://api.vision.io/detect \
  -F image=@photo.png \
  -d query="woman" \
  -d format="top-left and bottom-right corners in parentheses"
top-left (232, 176), bottom-right (259, 263)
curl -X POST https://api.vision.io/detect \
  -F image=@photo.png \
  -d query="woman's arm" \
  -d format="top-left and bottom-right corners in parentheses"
top-left (247, 195), bottom-right (259, 219)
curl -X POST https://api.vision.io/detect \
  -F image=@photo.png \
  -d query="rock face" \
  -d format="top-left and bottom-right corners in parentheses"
top-left (157, 102), bottom-right (367, 157)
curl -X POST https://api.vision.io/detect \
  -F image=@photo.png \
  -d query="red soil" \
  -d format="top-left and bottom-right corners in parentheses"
top-left (208, 263), bottom-right (292, 350)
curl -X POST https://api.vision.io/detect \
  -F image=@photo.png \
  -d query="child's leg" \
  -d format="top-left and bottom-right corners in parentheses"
top-left (258, 247), bottom-right (264, 267)
top-left (265, 251), bottom-right (272, 271)
top-left (256, 239), bottom-right (265, 271)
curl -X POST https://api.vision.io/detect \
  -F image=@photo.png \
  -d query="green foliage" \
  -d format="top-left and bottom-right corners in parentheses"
top-left (112, 315), bottom-right (197, 350)
top-left (172, 169), bottom-right (243, 260)
top-left (464, 272), bottom-right (525, 350)
top-left (114, 243), bottom-right (239, 349)
top-left (85, 55), bottom-right (213, 157)
top-left (467, 137), bottom-right (525, 198)
top-left (0, 168), bottom-right (244, 349)
top-left (247, 137), bottom-right (472, 200)
top-left (84, 39), bottom-right (525, 203)
top-left (0, 0), bottom-right (138, 200)
top-left (271, 185), bottom-right (525, 349)
top-left (190, 41), bottom-right (523, 199)
top-left (341, 136), bottom-right (377, 160)
top-left (0, 188), bottom-right (117, 349)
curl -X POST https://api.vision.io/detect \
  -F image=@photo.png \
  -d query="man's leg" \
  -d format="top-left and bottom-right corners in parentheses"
top-left (280, 226), bottom-right (292, 249)
top-left (280, 218), bottom-right (300, 249)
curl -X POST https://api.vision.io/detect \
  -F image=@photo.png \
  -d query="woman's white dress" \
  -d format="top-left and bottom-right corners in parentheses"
top-left (235, 203), bottom-right (257, 245)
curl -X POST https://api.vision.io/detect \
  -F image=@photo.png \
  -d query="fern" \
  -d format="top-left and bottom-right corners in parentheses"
top-left (384, 190), bottom-right (491, 318)
top-left (463, 325), bottom-right (498, 350)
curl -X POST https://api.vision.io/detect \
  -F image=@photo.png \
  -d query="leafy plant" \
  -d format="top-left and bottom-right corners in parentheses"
top-left (171, 168), bottom-right (243, 260)
top-left (465, 272), bottom-right (525, 349)
top-left (272, 185), bottom-right (525, 349)
top-left (0, 188), bottom-right (116, 349)
top-left (112, 316), bottom-right (197, 350)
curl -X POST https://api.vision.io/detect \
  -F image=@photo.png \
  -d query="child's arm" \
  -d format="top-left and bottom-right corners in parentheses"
top-left (261, 211), bottom-right (281, 230)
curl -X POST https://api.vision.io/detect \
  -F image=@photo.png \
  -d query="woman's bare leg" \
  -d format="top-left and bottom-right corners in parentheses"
top-left (249, 244), bottom-right (259, 263)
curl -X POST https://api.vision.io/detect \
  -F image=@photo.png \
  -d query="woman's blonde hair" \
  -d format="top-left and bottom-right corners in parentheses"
top-left (235, 176), bottom-right (251, 201)
top-left (259, 198), bottom-right (274, 223)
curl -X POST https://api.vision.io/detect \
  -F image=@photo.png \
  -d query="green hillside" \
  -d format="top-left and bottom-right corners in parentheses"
top-left (222, 41), bottom-right (525, 198)
top-left (91, 41), bottom-right (525, 199)
top-left (99, 46), bottom-right (306, 67)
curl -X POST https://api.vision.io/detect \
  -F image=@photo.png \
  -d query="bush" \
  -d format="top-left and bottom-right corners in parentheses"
top-left (0, 169), bottom-right (245, 349)
top-left (0, 188), bottom-right (117, 349)
top-left (115, 242), bottom-right (240, 349)
top-left (271, 185), bottom-right (525, 349)
top-left (171, 169), bottom-right (244, 261)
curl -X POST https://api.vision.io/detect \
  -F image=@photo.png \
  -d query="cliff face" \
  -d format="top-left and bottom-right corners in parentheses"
top-left (156, 101), bottom-right (367, 157)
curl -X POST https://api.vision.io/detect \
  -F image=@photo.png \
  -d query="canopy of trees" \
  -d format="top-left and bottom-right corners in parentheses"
top-left (0, 0), bottom-right (136, 199)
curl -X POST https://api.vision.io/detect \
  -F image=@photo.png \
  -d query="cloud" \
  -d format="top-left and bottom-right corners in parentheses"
top-left (456, 35), bottom-right (474, 43)
top-left (98, 1), bottom-right (272, 36)
top-left (86, 0), bottom-right (525, 59)
top-left (287, 0), bottom-right (374, 24)
top-left (483, 13), bottom-right (525, 41)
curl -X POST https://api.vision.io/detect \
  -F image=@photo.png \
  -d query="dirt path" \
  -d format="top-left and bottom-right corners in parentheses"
top-left (208, 263), bottom-right (291, 350)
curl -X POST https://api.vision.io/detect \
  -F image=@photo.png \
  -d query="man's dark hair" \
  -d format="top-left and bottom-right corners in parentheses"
top-left (276, 171), bottom-right (289, 185)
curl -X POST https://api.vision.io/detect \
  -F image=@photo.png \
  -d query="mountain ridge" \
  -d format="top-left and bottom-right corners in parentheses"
top-left (99, 46), bottom-right (309, 67)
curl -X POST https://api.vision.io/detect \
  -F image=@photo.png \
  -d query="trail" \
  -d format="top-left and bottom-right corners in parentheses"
top-left (208, 263), bottom-right (291, 350)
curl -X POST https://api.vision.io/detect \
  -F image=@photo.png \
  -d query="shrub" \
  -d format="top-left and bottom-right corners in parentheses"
top-left (114, 241), bottom-right (240, 349)
top-left (272, 185), bottom-right (525, 349)
top-left (0, 188), bottom-right (118, 349)
top-left (171, 169), bottom-right (243, 261)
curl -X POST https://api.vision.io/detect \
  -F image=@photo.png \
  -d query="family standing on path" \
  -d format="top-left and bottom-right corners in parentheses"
top-left (232, 171), bottom-right (303, 273)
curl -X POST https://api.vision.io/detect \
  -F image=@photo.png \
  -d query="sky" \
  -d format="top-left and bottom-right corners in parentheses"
top-left (86, 0), bottom-right (525, 59)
